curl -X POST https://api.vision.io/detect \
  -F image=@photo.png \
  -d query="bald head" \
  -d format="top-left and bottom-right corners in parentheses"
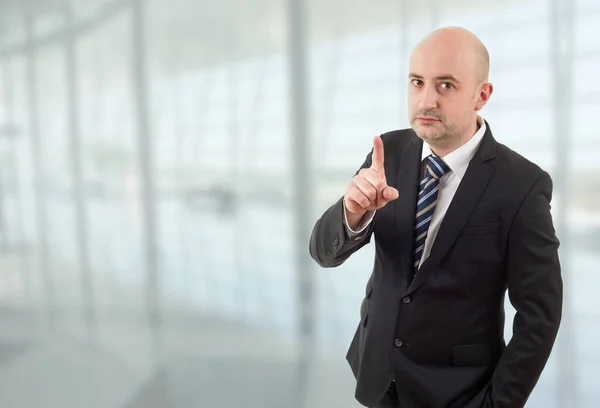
top-left (412, 26), bottom-right (490, 85)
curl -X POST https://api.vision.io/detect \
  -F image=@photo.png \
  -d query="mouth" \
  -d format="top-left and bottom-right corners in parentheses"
top-left (416, 117), bottom-right (441, 124)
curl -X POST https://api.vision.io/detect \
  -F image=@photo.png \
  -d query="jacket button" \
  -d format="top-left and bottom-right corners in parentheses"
top-left (333, 237), bottom-right (340, 249)
top-left (401, 296), bottom-right (412, 304)
top-left (394, 339), bottom-right (404, 348)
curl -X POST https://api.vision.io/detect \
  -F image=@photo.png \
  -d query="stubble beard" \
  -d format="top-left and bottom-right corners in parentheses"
top-left (413, 120), bottom-right (471, 155)
top-left (412, 116), bottom-right (458, 144)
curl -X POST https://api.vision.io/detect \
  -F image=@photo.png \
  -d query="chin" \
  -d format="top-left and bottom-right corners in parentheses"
top-left (412, 125), bottom-right (439, 141)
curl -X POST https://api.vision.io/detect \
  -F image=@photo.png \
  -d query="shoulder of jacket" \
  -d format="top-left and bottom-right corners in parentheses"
top-left (495, 142), bottom-right (548, 179)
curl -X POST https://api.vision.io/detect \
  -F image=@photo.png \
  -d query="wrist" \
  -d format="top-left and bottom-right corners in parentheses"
top-left (345, 208), bottom-right (366, 231)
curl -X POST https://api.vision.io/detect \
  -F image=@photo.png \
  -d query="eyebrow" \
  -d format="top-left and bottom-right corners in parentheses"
top-left (409, 73), bottom-right (461, 84)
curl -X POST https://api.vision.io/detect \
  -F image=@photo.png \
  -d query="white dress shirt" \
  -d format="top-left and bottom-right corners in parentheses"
top-left (344, 116), bottom-right (487, 269)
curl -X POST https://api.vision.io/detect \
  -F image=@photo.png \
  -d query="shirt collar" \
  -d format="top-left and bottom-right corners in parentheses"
top-left (421, 116), bottom-right (486, 179)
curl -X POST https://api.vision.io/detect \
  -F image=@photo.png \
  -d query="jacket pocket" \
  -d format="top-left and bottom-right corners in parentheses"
top-left (452, 343), bottom-right (500, 366)
top-left (462, 222), bottom-right (500, 236)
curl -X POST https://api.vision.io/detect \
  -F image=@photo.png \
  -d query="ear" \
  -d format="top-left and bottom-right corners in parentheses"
top-left (474, 82), bottom-right (493, 111)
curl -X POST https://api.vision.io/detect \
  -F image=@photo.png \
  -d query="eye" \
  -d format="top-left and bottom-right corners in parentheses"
top-left (411, 79), bottom-right (423, 86)
top-left (440, 82), bottom-right (454, 89)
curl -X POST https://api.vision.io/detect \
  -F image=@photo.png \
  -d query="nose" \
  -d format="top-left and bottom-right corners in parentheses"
top-left (419, 84), bottom-right (438, 110)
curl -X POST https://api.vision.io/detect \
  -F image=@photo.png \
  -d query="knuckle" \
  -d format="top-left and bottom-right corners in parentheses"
top-left (365, 174), bottom-right (385, 190)
top-left (350, 184), bottom-right (362, 195)
top-left (354, 193), bottom-right (369, 207)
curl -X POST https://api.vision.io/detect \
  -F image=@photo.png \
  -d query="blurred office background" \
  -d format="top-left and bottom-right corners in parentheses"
top-left (0, 0), bottom-right (597, 406)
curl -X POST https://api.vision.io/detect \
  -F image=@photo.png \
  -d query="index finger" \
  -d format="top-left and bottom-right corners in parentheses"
top-left (371, 136), bottom-right (385, 173)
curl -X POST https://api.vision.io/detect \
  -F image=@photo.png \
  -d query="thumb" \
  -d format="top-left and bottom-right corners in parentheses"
top-left (382, 186), bottom-right (399, 202)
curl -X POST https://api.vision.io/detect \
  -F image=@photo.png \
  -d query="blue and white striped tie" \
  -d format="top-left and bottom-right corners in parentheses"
top-left (413, 155), bottom-right (450, 272)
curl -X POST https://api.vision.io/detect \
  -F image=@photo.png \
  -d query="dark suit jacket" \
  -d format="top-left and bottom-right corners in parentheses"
top-left (308, 122), bottom-right (563, 408)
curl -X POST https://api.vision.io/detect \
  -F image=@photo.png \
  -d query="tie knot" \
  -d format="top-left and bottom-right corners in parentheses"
top-left (425, 155), bottom-right (450, 179)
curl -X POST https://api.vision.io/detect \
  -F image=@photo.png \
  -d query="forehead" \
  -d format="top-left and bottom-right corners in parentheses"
top-left (409, 42), bottom-right (475, 82)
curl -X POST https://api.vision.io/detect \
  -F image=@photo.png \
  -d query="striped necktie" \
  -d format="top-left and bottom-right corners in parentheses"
top-left (413, 155), bottom-right (451, 272)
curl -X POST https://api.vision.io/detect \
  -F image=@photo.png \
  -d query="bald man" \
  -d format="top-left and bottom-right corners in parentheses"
top-left (309, 27), bottom-right (562, 408)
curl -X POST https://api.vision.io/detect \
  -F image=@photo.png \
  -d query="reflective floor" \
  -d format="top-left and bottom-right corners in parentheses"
top-left (0, 248), bottom-right (363, 408)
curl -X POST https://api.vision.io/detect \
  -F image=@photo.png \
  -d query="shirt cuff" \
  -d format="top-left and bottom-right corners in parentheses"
top-left (344, 205), bottom-right (376, 239)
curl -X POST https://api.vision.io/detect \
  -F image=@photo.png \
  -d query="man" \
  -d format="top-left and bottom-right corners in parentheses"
top-left (308, 26), bottom-right (563, 408)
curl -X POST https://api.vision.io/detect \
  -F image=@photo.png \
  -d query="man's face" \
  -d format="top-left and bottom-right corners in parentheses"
top-left (407, 42), bottom-right (480, 146)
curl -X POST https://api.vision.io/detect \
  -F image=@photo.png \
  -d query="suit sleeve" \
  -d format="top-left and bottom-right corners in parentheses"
top-left (308, 145), bottom-right (376, 268)
top-left (487, 171), bottom-right (563, 407)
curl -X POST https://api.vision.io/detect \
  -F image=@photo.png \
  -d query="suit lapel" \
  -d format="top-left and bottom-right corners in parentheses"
top-left (404, 125), bottom-right (497, 295)
top-left (393, 134), bottom-right (423, 293)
